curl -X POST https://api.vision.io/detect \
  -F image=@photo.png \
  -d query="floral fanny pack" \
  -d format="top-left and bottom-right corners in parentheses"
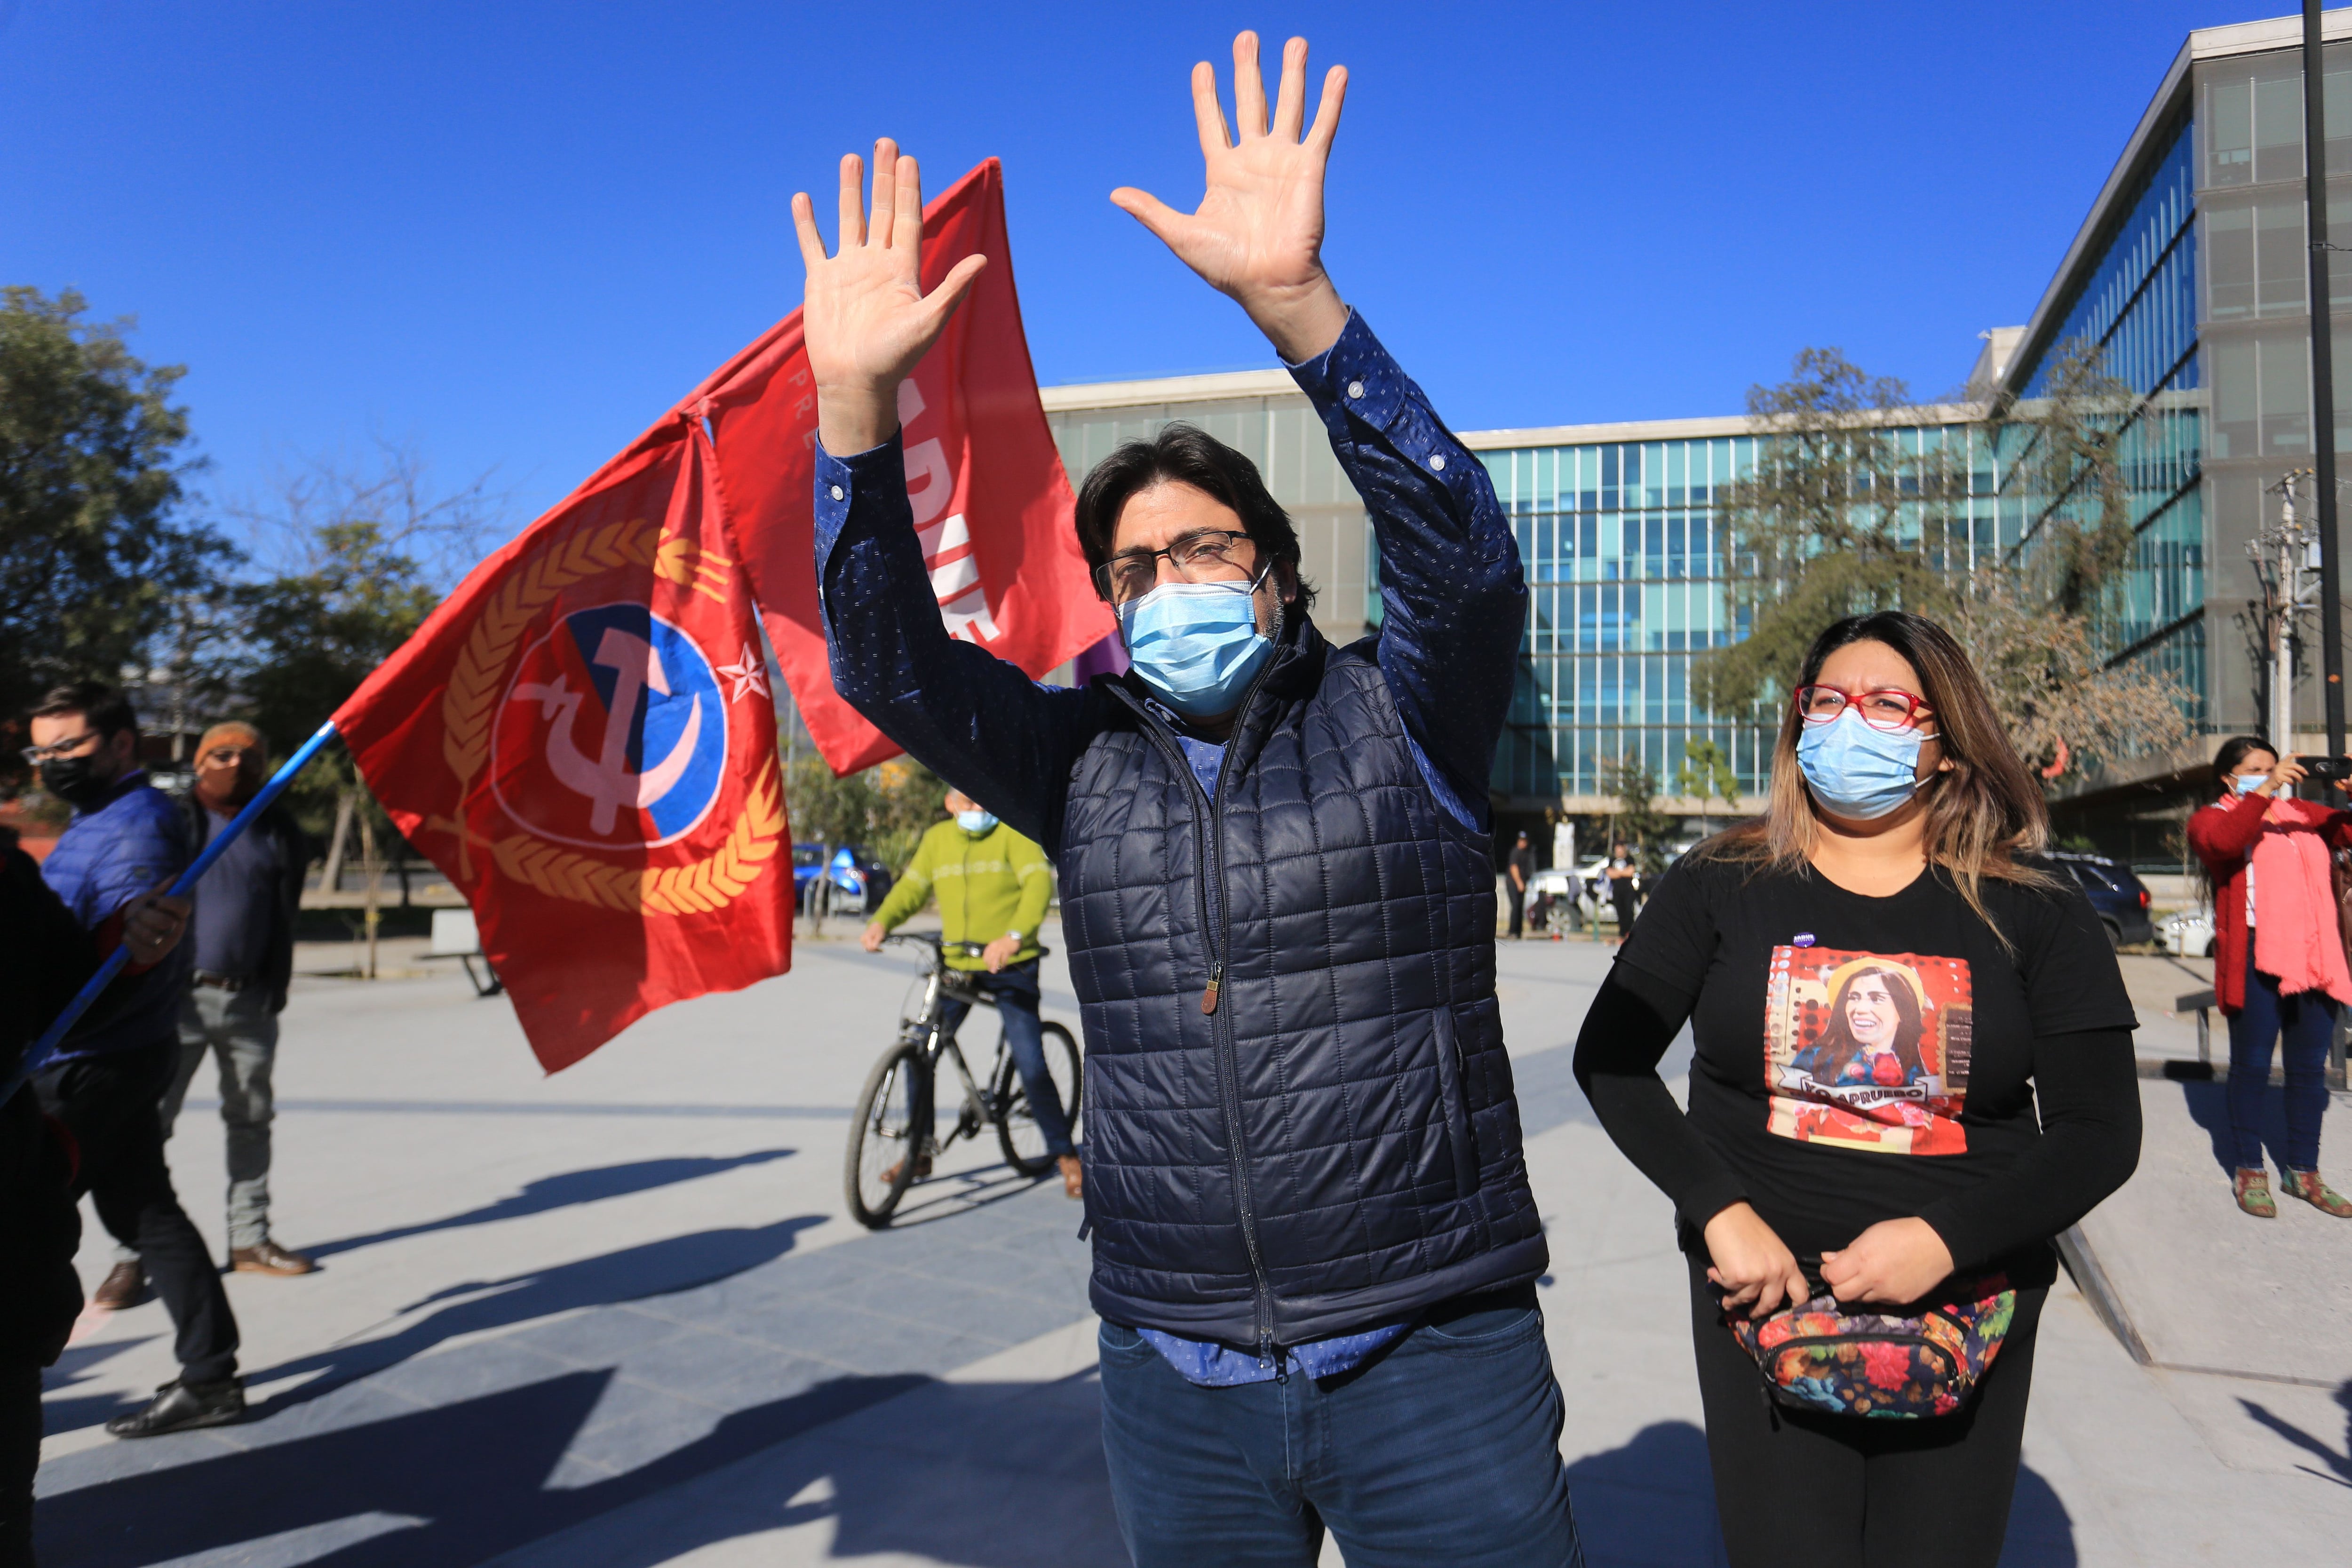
top-left (1722, 1271), bottom-right (2016, 1420)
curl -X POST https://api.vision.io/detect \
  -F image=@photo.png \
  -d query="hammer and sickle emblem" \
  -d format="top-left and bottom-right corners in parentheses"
top-left (512, 626), bottom-right (703, 836)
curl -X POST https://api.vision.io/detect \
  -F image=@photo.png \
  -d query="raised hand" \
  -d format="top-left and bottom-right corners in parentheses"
top-left (1112, 32), bottom-right (1349, 365)
top-left (793, 139), bottom-right (988, 455)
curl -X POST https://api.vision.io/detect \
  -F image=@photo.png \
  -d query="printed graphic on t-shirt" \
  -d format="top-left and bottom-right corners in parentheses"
top-left (1762, 947), bottom-right (1973, 1156)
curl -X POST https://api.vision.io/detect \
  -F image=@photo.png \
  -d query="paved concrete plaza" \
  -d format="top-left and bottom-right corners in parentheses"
top-left (34, 922), bottom-right (2352, 1566)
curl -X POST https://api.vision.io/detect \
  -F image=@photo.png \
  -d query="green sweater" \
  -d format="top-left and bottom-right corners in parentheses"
top-left (869, 819), bottom-right (1052, 970)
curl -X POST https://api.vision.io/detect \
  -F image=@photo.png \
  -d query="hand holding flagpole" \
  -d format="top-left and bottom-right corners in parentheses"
top-left (6, 718), bottom-right (341, 1104)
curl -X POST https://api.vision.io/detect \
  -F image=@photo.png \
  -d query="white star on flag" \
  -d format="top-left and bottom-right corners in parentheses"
top-left (715, 642), bottom-right (771, 703)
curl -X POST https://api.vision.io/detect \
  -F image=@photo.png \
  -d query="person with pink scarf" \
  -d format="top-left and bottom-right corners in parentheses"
top-left (2186, 735), bottom-right (2352, 1219)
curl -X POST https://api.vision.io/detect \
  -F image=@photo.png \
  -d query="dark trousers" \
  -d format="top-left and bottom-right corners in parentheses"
top-left (1097, 1289), bottom-right (1583, 1567)
top-left (2227, 947), bottom-right (2337, 1171)
top-left (1507, 888), bottom-right (1526, 938)
top-left (35, 1043), bottom-right (238, 1385)
top-left (0, 1360), bottom-right (37, 1568)
top-left (925, 961), bottom-right (1074, 1157)
top-left (1686, 1258), bottom-right (2045, 1568)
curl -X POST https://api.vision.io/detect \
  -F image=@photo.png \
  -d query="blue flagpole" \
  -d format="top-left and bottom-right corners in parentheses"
top-left (4, 718), bottom-right (342, 1104)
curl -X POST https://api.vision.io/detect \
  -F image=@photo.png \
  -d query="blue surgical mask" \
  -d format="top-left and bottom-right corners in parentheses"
top-left (956, 809), bottom-right (998, 836)
top-left (1796, 708), bottom-right (1925, 821)
top-left (2233, 773), bottom-right (2270, 796)
top-left (1119, 571), bottom-right (1274, 721)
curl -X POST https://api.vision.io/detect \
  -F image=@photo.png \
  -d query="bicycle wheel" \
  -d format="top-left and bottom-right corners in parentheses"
top-left (993, 1020), bottom-right (1082, 1177)
top-left (846, 1039), bottom-right (930, 1227)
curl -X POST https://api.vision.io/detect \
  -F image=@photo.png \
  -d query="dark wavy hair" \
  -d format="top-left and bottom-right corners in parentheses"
top-left (1073, 422), bottom-right (1318, 611)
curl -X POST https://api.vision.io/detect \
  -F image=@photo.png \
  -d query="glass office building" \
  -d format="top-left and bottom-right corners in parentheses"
top-left (1040, 11), bottom-right (2352, 861)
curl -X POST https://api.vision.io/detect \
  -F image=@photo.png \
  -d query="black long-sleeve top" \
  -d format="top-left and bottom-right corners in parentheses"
top-left (1572, 852), bottom-right (2142, 1281)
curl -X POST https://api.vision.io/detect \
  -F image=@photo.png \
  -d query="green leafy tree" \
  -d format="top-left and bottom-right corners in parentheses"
top-left (1674, 737), bottom-right (1743, 836)
top-left (1692, 348), bottom-right (1968, 716)
top-left (1696, 342), bottom-right (2185, 786)
top-left (229, 444), bottom-right (502, 885)
top-left (0, 286), bottom-right (232, 772)
top-left (1601, 753), bottom-right (1675, 872)
top-left (785, 755), bottom-right (949, 873)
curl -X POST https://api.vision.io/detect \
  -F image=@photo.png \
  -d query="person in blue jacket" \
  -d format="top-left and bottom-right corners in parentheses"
top-left (792, 33), bottom-right (1579, 1568)
top-left (25, 682), bottom-right (244, 1439)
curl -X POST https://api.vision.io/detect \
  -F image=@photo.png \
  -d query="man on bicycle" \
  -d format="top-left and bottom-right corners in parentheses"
top-left (800, 31), bottom-right (1575, 1566)
top-left (862, 790), bottom-right (1081, 1198)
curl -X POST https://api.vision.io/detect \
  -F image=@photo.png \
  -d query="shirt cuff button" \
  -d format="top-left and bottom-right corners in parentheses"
top-left (1429, 454), bottom-right (1446, 472)
top-left (1347, 380), bottom-right (1366, 399)
top-left (830, 485), bottom-right (845, 501)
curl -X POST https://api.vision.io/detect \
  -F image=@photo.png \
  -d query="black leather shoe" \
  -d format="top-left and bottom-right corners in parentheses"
top-left (105, 1378), bottom-right (245, 1438)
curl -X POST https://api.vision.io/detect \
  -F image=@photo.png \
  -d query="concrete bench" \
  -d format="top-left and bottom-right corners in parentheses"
top-left (428, 909), bottom-right (502, 997)
top-left (2176, 988), bottom-right (2217, 1069)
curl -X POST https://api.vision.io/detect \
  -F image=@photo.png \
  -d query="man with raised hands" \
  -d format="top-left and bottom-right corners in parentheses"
top-left (798, 32), bottom-right (1581, 1567)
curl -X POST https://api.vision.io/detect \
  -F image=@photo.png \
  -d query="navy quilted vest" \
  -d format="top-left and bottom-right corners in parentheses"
top-left (1059, 617), bottom-right (1547, 1348)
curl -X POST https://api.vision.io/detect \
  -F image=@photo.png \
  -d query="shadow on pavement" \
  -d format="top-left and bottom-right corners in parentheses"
top-left (298, 1150), bottom-right (799, 1261)
top-left (35, 1367), bottom-right (931, 1568)
top-left (2175, 1076), bottom-right (2305, 1178)
top-left (224, 1216), bottom-right (826, 1419)
top-left (2237, 1378), bottom-right (2352, 1488)
top-left (1558, 1420), bottom-right (2076, 1568)
top-left (885, 1162), bottom-right (1059, 1230)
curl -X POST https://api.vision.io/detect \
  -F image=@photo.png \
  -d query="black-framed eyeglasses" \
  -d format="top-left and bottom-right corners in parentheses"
top-left (20, 732), bottom-right (101, 765)
top-left (1095, 528), bottom-right (1259, 605)
top-left (1793, 685), bottom-right (1936, 733)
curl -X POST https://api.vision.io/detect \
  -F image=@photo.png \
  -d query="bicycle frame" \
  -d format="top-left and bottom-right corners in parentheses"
top-left (891, 937), bottom-right (1013, 1158)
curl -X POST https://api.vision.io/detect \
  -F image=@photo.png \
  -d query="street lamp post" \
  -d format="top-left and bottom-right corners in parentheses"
top-left (2303, 0), bottom-right (2347, 761)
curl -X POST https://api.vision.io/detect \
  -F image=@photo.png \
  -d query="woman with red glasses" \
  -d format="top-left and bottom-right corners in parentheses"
top-left (1573, 611), bottom-right (2140, 1567)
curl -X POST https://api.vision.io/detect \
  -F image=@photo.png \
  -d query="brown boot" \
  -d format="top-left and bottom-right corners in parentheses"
top-left (2235, 1168), bottom-right (2278, 1218)
top-left (2285, 1169), bottom-right (2352, 1217)
top-left (92, 1260), bottom-right (146, 1310)
top-left (880, 1154), bottom-right (933, 1186)
top-left (230, 1241), bottom-right (317, 1275)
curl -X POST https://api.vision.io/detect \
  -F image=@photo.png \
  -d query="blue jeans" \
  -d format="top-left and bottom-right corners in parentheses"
top-left (2228, 946), bottom-right (2337, 1171)
top-left (929, 960), bottom-right (1074, 1158)
top-left (1097, 1289), bottom-right (1582, 1568)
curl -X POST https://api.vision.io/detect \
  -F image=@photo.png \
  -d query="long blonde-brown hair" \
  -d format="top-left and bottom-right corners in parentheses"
top-left (1700, 610), bottom-right (2056, 934)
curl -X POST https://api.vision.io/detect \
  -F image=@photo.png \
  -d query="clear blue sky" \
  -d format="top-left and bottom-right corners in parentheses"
top-left (0, 0), bottom-right (2273, 553)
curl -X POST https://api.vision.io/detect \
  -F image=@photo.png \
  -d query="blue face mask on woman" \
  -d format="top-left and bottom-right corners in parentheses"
top-left (1118, 569), bottom-right (1275, 721)
top-left (1795, 708), bottom-right (1926, 821)
top-left (956, 809), bottom-right (998, 836)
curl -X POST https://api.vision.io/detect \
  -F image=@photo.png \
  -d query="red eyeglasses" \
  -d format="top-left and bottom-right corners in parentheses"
top-left (1794, 685), bottom-right (1935, 733)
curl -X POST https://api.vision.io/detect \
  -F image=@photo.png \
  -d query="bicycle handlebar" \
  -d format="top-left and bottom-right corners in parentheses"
top-left (879, 931), bottom-right (1052, 961)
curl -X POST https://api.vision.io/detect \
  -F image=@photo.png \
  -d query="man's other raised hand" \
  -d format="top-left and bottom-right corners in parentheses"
top-left (794, 140), bottom-right (988, 456)
top-left (1112, 32), bottom-right (1349, 366)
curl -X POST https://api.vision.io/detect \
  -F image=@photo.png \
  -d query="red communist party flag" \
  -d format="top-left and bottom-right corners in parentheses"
top-left (693, 157), bottom-right (1113, 774)
top-left (334, 419), bottom-right (792, 1071)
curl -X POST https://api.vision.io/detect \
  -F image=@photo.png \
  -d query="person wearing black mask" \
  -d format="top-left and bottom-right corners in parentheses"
top-left (23, 683), bottom-right (245, 1438)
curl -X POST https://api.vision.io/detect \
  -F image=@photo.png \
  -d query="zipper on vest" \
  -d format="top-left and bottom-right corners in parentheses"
top-left (1201, 651), bottom-right (1280, 1353)
top-left (1117, 666), bottom-right (1280, 1357)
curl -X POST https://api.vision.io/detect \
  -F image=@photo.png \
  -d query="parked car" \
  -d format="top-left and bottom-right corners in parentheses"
top-left (2159, 907), bottom-right (2217, 959)
top-left (2048, 852), bottom-right (2155, 948)
top-left (1523, 865), bottom-right (1582, 932)
top-left (792, 843), bottom-right (893, 916)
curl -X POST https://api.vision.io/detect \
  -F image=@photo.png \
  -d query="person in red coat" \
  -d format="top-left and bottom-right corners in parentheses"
top-left (2185, 736), bottom-right (2352, 1219)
